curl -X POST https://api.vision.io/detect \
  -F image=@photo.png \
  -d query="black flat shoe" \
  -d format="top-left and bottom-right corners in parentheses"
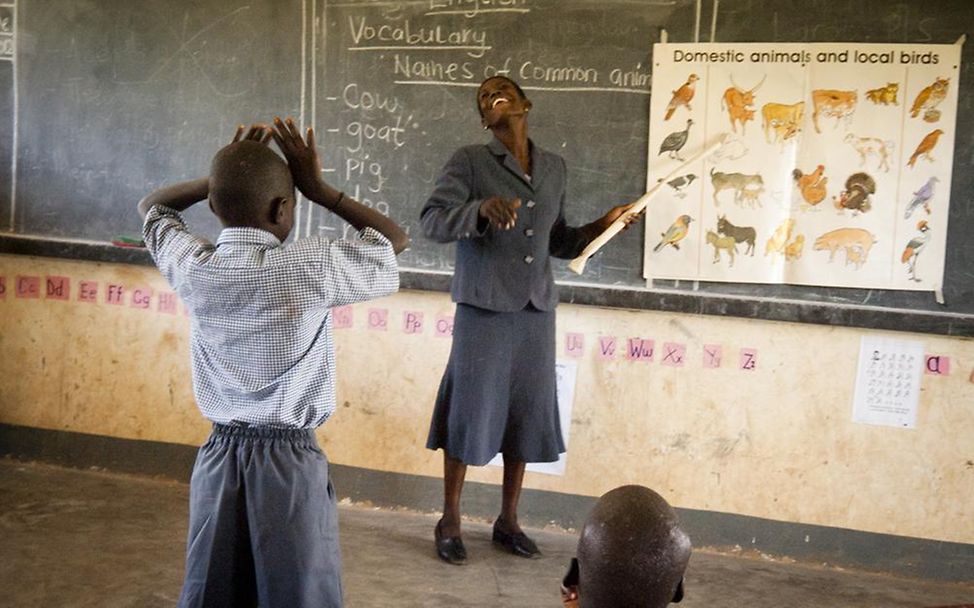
top-left (434, 520), bottom-right (467, 565)
top-left (492, 520), bottom-right (541, 558)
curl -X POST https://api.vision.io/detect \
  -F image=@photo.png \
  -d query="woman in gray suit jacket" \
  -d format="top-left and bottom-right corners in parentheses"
top-left (421, 75), bottom-right (639, 565)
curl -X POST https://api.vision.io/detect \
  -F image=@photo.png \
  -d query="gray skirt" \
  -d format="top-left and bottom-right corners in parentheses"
top-left (426, 303), bottom-right (565, 466)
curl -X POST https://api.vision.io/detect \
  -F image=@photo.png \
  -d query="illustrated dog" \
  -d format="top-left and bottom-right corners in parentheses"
top-left (844, 133), bottom-right (895, 173)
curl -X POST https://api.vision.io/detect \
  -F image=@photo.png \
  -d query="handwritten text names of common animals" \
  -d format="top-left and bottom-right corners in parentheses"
top-left (341, 1), bottom-right (649, 94)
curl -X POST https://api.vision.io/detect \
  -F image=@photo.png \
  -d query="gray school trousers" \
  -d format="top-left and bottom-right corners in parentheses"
top-left (178, 424), bottom-right (343, 608)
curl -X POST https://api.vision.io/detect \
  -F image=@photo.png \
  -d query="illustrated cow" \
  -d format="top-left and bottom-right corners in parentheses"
top-left (721, 75), bottom-right (765, 135)
top-left (761, 101), bottom-right (805, 145)
top-left (812, 89), bottom-right (857, 133)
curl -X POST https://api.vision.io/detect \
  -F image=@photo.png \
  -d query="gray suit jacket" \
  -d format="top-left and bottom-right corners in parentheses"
top-left (420, 138), bottom-right (589, 312)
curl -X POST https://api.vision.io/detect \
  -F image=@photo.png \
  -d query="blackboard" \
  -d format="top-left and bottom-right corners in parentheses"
top-left (0, 2), bottom-right (13, 224)
top-left (0, 0), bottom-right (972, 335)
top-left (6, 0), bottom-right (305, 240)
top-left (306, 0), bottom-right (693, 288)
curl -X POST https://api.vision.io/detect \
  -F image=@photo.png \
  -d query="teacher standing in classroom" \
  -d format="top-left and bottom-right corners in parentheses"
top-left (421, 75), bottom-right (640, 565)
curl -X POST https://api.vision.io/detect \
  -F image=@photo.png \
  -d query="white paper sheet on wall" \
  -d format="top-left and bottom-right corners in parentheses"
top-left (852, 336), bottom-right (923, 428)
top-left (488, 359), bottom-right (578, 476)
top-left (644, 42), bottom-right (962, 293)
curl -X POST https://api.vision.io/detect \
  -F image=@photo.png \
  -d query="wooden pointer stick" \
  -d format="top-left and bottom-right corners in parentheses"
top-left (568, 134), bottom-right (730, 275)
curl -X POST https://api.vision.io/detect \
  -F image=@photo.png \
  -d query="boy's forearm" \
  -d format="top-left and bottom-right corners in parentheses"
top-left (137, 177), bottom-right (209, 219)
top-left (309, 183), bottom-right (410, 254)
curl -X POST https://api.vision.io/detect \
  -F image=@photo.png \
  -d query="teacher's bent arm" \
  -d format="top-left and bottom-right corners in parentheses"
top-left (548, 158), bottom-right (606, 260)
top-left (420, 148), bottom-right (489, 243)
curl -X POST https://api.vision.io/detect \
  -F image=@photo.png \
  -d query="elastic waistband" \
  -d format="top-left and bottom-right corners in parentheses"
top-left (211, 423), bottom-right (317, 445)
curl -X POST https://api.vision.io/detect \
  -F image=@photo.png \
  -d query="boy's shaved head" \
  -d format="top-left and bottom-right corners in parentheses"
top-left (209, 141), bottom-right (294, 228)
top-left (577, 485), bottom-right (691, 608)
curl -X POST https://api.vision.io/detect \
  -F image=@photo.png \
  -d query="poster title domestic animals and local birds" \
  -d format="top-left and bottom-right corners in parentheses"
top-left (644, 42), bottom-right (961, 292)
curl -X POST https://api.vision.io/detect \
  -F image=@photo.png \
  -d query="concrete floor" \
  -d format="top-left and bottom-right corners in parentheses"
top-left (1, 460), bottom-right (971, 608)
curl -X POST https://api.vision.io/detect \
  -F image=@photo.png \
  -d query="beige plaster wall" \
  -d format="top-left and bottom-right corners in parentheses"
top-left (1, 254), bottom-right (972, 544)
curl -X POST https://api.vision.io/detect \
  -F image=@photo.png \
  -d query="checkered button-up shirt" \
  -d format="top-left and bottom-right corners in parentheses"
top-left (143, 204), bottom-right (399, 428)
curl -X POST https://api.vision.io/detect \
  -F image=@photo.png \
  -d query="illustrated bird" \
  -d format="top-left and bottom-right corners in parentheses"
top-left (665, 173), bottom-right (697, 197)
top-left (833, 172), bottom-right (876, 214)
top-left (910, 77), bottom-right (949, 119)
top-left (784, 234), bottom-right (805, 261)
top-left (665, 73), bottom-right (699, 120)
top-left (793, 165), bottom-right (828, 206)
top-left (907, 129), bottom-right (944, 168)
top-left (653, 215), bottom-right (693, 252)
top-left (658, 119), bottom-right (693, 161)
top-left (901, 220), bottom-right (930, 282)
top-left (904, 177), bottom-right (939, 218)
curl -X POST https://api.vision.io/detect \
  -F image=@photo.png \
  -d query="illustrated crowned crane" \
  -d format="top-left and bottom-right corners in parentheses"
top-left (901, 220), bottom-right (930, 282)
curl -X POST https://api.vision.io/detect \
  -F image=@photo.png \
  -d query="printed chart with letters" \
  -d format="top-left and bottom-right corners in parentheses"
top-left (852, 336), bottom-right (923, 429)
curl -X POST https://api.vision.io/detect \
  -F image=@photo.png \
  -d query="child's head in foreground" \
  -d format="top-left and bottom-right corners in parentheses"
top-left (567, 485), bottom-right (691, 608)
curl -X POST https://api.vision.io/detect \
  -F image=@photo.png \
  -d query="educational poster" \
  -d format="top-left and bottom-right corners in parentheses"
top-left (488, 359), bottom-right (577, 476)
top-left (644, 42), bottom-right (961, 292)
top-left (852, 336), bottom-right (923, 429)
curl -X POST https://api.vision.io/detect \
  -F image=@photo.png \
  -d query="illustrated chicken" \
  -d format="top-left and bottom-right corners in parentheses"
top-left (658, 119), bottom-right (693, 161)
top-left (907, 129), bottom-right (944, 168)
top-left (904, 177), bottom-right (939, 218)
top-left (901, 220), bottom-right (930, 282)
top-left (665, 73), bottom-right (699, 120)
top-left (784, 234), bottom-right (805, 261)
top-left (910, 77), bottom-right (949, 119)
top-left (793, 165), bottom-right (828, 206)
top-left (653, 215), bottom-right (693, 252)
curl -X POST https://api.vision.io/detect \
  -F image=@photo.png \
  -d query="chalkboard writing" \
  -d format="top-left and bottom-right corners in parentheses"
top-left (303, 0), bottom-right (686, 290)
top-left (0, 0), bottom-right (972, 328)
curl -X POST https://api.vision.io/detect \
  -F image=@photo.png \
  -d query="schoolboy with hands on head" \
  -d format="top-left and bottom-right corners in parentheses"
top-left (139, 118), bottom-right (408, 608)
